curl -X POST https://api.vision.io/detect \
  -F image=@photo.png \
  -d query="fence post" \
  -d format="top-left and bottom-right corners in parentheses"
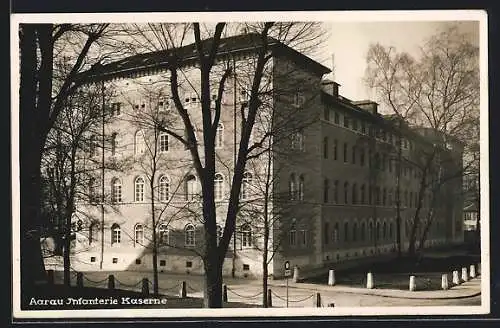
top-left (315, 292), bottom-right (322, 307)
top-left (293, 266), bottom-right (300, 283)
top-left (142, 278), bottom-right (149, 296)
top-left (441, 274), bottom-right (449, 290)
top-left (328, 270), bottom-right (336, 286)
top-left (267, 289), bottom-right (272, 308)
top-left (409, 275), bottom-right (416, 291)
top-left (76, 272), bottom-right (84, 288)
top-left (470, 264), bottom-right (476, 278)
top-left (47, 270), bottom-right (54, 285)
top-left (366, 272), bottom-right (374, 289)
top-left (452, 270), bottom-right (460, 285)
top-left (461, 267), bottom-right (469, 282)
top-left (179, 281), bottom-right (187, 298)
top-left (108, 274), bottom-right (115, 290)
top-left (223, 285), bottom-right (228, 302)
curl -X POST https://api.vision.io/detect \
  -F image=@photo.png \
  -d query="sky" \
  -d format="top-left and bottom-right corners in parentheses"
top-left (316, 21), bottom-right (480, 104)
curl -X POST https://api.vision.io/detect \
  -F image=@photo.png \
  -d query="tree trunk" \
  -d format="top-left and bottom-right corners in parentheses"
top-left (203, 256), bottom-right (223, 308)
top-left (262, 225), bottom-right (269, 308)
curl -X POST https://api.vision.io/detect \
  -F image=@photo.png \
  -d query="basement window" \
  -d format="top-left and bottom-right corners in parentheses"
top-left (243, 264), bottom-right (250, 271)
top-left (186, 261), bottom-right (193, 268)
top-left (135, 259), bottom-right (141, 265)
top-left (112, 257), bottom-right (118, 264)
top-left (90, 257), bottom-right (96, 263)
top-left (160, 260), bottom-right (166, 267)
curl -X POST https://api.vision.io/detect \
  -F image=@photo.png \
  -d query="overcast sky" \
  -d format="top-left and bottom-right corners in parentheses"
top-left (318, 21), bottom-right (479, 105)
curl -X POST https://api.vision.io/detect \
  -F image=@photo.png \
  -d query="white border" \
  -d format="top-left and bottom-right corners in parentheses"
top-left (11, 10), bottom-right (489, 319)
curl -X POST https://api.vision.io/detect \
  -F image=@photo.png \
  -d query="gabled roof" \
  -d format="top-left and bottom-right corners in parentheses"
top-left (78, 33), bottom-right (330, 83)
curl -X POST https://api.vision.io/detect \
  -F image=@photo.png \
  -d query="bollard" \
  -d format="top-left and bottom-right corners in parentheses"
top-left (267, 289), bottom-right (272, 307)
top-left (452, 270), bottom-right (460, 285)
top-left (76, 272), bottom-right (84, 288)
top-left (223, 285), bottom-right (228, 302)
top-left (142, 278), bottom-right (149, 296)
top-left (47, 269), bottom-right (54, 285)
top-left (108, 274), bottom-right (115, 290)
top-left (366, 272), bottom-right (374, 289)
top-left (441, 274), bottom-right (449, 290)
top-left (179, 281), bottom-right (187, 298)
top-left (328, 269), bottom-right (336, 286)
top-left (409, 275), bottom-right (416, 291)
top-left (315, 292), bottom-right (322, 307)
top-left (293, 266), bottom-right (300, 283)
top-left (461, 267), bottom-right (469, 282)
top-left (470, 264), bottom-right (476, 279)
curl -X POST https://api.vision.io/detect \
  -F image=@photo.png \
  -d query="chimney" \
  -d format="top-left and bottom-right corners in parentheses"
top-left (321, 79), bottom-right (340, 98)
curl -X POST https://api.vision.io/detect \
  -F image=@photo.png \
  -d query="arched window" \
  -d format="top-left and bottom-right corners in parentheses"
top-left (158, 224), bottom-right (169, 245)
top-left (134, 224), bottom-right (144, 246)
top-left (360, 147), bottom-right (365, 166)
top-left (376, 221), bottom-right (381, 241)
top-left (389, 221), bottom-right (394, 239)
top-left (214, 173), bottom-right (224, 201)
top-left (159, 133), bottom-right (169, 152)
top-left (375, 186), bottom-right (381, 205)
top-left (298, 175), bottom-right (305, 201)
top-left (382, 188), bottom-right (387, 206)
top-left (388, 189), bottom-right (393, 206)
top-left (361, 221), bottom-right (366, 241)
top-left (134, 177), bottom-right (145, 202)
top-left (289, 173), bottom-right (297, 200)
top-left (111, 223), bottom-right (121, 245)
top-left (159, 175), bottom-right (170, 202)
top-left (333, 222), bottom-right (339, 244)
top-left (352, 222), bottom-right (358, 242)
top-left (185, 224), bottom-right (195, 246)
top-left (352, 145), bottom-right (356, 164)
top-left (382, 221), bottom-right (387, 240)
top-left (185, 175), bottom-right (197, 201)
top-left (360, 184), bottom-right (366, 204)
top-left (241, 223), bottom-right (252, 248)
top-left (134, 130), bottom-right (146, 155)
top-left (344, 182), bottom-right (349, 204)
top-left (289, 219), bottom-right (297, 246)
top-left (111, 132), bottom-right (118, 156)
top-left (344, 222), bottom-right (349, 242)
top-left (323, 137), bottom-right (328, 159)
top-left (352, 183), bottom-right (357, 204)
top-left (111, 178), bottom-right (122, 203)
top-left (241, 172), bottom-right (252, 200)
top-left (343, 143), bottom-right (348, 163)
top-left (215, 123), bottom-right (224, 148)
top-left (333, 180), bottom-right (339, 203)
top-left (333, 139), bottom-right (338, 160)
top-left (323, 178), bottom-right (329, 203)
top-left (368, 221), bottom-right (374, 242)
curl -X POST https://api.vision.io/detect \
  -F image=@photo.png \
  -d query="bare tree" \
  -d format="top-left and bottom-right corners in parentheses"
top-left (364, 25), bottom-right (479, 257)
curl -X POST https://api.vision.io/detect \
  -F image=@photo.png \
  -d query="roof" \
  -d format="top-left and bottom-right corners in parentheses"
top-left (78, 33), bottom-right (331, 82)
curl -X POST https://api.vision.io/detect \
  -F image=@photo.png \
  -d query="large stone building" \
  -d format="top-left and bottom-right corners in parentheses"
top-left (63, 33), bottom-right (464, 278)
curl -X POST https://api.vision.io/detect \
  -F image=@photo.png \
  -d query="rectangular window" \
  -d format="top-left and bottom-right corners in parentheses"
top-left (343, 143), bottom-right (348, 163)
top-left (333, 180), bottom-right (339, 203)
top-left (159, 134), bottom-right (169, 152)
top-left (289, 230), bottom-right (297, 246)
top-left (323, 106), bottom-right (330, 121)
top-left (158, 97), bottom-right (171, 111)
top-left (90, 257), bottom-right (96, 263)
top-left (323, 137), bottom-right (329, 159)
top-left (243, 264), bottom-right (250, 271)
top-left (343, 116), bottom-right (349, 128)
top-left (160, 260), bottom-right (166, 266)
top-left (293, 91), bottom-right (305, 107)
top-left (334, 112), bottom-right (340, 124)
top-left (111, 102), bottom-right (121, 116)
top-left (135, 259), bottom-right (141, 265)
top-left (112, 258), bottom-right (118, 264)
top-left (352, 146), bottom-right (356, 164)
top-left (361, 121), bottom-right (366, 134)
top-left (186, 261), bottom-right (193, 268)
top-left (299, 230), bottom-right (307, 246)
top-left (352, 119), bottom-right (358, 131)
top-left (333, 140), bottom-right (338, 160)
top-left (360, 148), bottom-right (365, 166)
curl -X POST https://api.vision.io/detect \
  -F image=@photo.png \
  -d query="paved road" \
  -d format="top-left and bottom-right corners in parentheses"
top-left (53, 270), bottom-right (481, 308)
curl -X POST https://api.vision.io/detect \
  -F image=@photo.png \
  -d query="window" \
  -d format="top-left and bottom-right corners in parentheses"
top-left (298, 175), bottom-right (305, 201)
top-left (89, 177), bottom-right (97, 203)
top-left (111, 102), bottom-right (121, 116)
top-left (111, 132), bottom-right (117, 156)
top-left (185, 175), bottom-right (197, 201)
top-left (111, 223), bottom-right (121, 245)
top-left (333, 180), bottom-right (339, 203)
top-left (293, 91), bottom-right (305, 107)
top-left (241, 224), bottom-right (252, 248)
top-left (381, 154), bottom-right (386, 171)
top-left (333, 139), bottom-right (338, 160)
top-left (243, 264), bottom-right (250, 271)
top-left (352, 146), bottom-right (356, 164)
top-left (375, 186), bottom-right (381, 205)
top-left (159, 175), bottom-right (170, 202)
top-left (158, 97), bottom-right (171, 111)
top-left (388, 189), bottom-right (393, 206)
top-left (185, 224), bottom-right (196, 247)
top-left (404, 191), bottom-right (408, 207)
top-left (324, 222), bottom-right (330, 245)
top-left (360, 148), bottom-right (365, 166)
top-left (289, 173), bottom-right (297, 200)
top-left (134, 177), bottom-right (145, 202)
top-left (368, 221), bottom-right (374, 241)
top-left (323, 137), bottom-right (329, 159)
top-left (134, 224), bottom-right (144, 246)
top-left (352, 223), bottom-right (358, 242)
top-left (241, 172), bottom-right (252, 200)
top-left (409, 192), bottom-right (413, 207)
top-left (333, 223), bottom-right (339, 244)
top-left (352, 183), bottom-right (358, 204)
top-left (343, 143), bottom-right (348, 163)
top-left (389, 221), bottom-right (394, 239)
top-left (360, 184), bottom-right (366, 204)
top-left (334, 112), bottom-right (340, 124)
top-left (291, 131), bottom-right (305, 151)
top-left (344, 222), bottom-right (349, 242)
top-left (323, 106), bottom-right (330, 121)
top-left (323, 179), bottom-right (329, 203)
top-left (383, 221), bottom-right (387, 240)
top-left (344, 115), bottom-right (349, 128)
top-left (89, 223), bottom-right (99, 245)
top-left (299, 230), bottom-right (307, 246)
top-left (89, 135), bottom-right (98, 157)
top-left (352, 119), bottom-right (358, 131)
top-left (361, 222), bottom-right (366, 241)
top-left (289, 228), bottom-right (297, 246)
top-left (382, 188), bottom-right (387, 206)
top-left (376, 222), bottom-right (381, 241)
top-left (158, 224), bottom-right (169, 245)
top-left (361, 121), bottom-right (366, 134)
top-left (159, 134), bottom-right (169, 152)
top-left (214, 173), bottom-right (224, 201)
top-left (344, 182), bottom-right (349, 204)
top-left (160, 260), bottom-right (166, 266)
top-left (216, 123), bottom-right (224, 148)
top-left (111, 178), bottom-right (122, 203)
top-left (134, 130), bottom-right (146, 155)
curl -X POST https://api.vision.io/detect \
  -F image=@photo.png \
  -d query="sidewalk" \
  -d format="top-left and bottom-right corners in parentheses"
top-left (263, 275), bottom-right (482, 300)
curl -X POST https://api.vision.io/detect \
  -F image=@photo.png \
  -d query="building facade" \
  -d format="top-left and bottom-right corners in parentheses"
top-left (61, 33), bottom-right (464, 278)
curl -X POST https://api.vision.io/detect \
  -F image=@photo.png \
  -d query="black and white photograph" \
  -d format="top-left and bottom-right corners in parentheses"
top-left (11, 10), bottom-right (489, 319)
